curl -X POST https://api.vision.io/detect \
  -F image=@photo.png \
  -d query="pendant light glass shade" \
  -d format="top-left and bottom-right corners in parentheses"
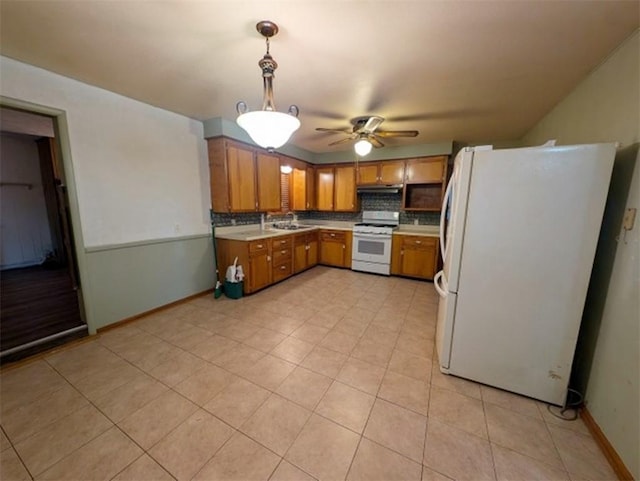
top-left (354, 138), bottom-right (373, 156)
top-left (237, 110), bottom-right (300, 150)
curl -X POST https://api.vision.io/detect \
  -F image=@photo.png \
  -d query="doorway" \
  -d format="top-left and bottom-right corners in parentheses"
top-left (0, 107), bottom-right (87, 362)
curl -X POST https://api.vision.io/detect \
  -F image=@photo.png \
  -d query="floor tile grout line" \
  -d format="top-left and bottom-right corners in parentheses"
top-left (1, 424), bottom-right (36, 481)
top-left (482, 403), bottom-right (573, 474)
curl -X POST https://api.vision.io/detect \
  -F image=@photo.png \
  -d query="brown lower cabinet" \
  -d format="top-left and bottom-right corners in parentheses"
top-left (293, 231), bottom-right (319, 273)
top-left (390, 234), bottom-right (438, 280)
top-left (319, 230), bottom-right (352, 268)
top-left (216, 233), bottom-right (304, 294)
top-left (216, 230), bottom-right (436, 296)
top-left (216, 234), bottom-right (294, 294)
top-left (272, 236), bottom-right (293, 283)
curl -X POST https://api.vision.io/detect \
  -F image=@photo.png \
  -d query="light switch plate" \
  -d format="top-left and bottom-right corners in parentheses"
top-left (623, 208), bottom-right (636, 230)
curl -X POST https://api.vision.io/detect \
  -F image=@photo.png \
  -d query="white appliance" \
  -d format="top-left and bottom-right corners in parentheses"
top-left (352, 211), bottom-right (399, 275)
top-left (434, 143), bottom-right (616, 406)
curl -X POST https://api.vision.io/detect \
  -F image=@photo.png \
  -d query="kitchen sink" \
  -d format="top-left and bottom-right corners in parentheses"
top-left (270, 223), bottom-right (314, 231)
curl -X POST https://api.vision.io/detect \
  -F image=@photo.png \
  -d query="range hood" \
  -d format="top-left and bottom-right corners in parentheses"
top-left (357, 184), bottom-right (403, 194)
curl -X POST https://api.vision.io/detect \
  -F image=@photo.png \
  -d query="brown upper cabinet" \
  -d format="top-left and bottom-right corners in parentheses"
top-left (306, 165), bottom-right (316, 210)
top-left (291, 167), bottom-right (307, 211)
top-left (402, 156), bottom-right (449, 211)
top-left (334, 165), bottom-right (357, 211)
top-left (291, 164), bottom-right (317, 211)
top-left (208, 137), bottom-right (281, 213)
top-left (316, 167), bottom-right (335, 211)
top-left (357, 160), bottom-right (405, 185)
top-left (405, 156), bottom-right (448, 183)
top-left (316, 164), bottom-right (358, 212)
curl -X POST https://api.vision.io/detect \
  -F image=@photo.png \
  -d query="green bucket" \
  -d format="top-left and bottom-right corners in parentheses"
top-left (224, 280), bottom-right (243, 299)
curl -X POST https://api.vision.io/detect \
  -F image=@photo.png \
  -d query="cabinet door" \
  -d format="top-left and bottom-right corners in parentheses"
top-left (380, 160), bottom-right (405, 184)
top-left (316, 167), bottom-right (334, 211)
top-left (320, 240), bottom-right (345, 267)
top-left (293, 235), bottom-right (307, 273)
top-left (357, 164), bottom-right (379, 185)
top-left (249, 252), bottom-right (271, 291)
top-left (334, 165), bottom-right (356, 211)
top-left (390, 236), bottom-right (402, 275)
top-left (307, 236), bottom-right (318, 267)
top-left (405, 157), bottom-right (446, 183)
top-left (291, 168), bottom-right (307, 211)
top-left (227, 144), bottom-right (257, 211)
top-left (400, 247), bottom-right (434, 279)
top-left (256, 152), bottom-right (281, 211)
top-left (306, 166), bottom-right (316, 210)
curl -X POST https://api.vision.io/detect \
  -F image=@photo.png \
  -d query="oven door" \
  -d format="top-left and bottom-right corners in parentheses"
top-left (351, 233), bottom-right (392, 264)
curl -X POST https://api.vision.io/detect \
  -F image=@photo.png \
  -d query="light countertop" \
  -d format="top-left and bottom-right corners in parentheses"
top-left (215, 222), bottom-right (439, 241)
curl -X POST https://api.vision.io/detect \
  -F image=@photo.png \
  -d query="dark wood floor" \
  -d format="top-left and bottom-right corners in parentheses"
top-left (1, 264), bottom-right (86, 359)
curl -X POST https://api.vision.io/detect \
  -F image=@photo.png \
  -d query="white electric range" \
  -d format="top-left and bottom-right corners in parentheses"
top-left (351, 211), bottom-right (399, 275)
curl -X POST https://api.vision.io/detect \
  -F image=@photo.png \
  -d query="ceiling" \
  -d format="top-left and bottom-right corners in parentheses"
top-left (1, 1), bottom-right (638, 153)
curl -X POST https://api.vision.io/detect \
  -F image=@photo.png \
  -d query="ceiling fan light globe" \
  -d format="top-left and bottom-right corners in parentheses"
top-left (354, 139), bottom-right (373, 156)
top-left (237, 110), bottom-right (300, 150)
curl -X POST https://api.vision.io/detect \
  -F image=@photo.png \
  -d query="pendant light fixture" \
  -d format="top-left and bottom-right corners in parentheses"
top-left (236, 21), bottom-right (300, 152)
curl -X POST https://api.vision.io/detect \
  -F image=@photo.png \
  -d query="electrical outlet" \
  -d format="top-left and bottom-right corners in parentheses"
top-left (414, 219), bottom-right (419, 225)
top-left (231, 219), bottom-right (236, 226)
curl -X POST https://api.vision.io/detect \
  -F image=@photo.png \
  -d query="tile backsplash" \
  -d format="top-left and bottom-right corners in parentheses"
top-left (211, 193), bottom-right (439, 226)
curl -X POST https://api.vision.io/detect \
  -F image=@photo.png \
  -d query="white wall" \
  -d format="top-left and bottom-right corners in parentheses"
top-left (523, 30), bottom-right (639, 478)
top-left (0, 56), bottom-right (213, 334)
top-left (0, 56), bottom-right (210, 248)
top-left (0, 133), bottom-right (53, 269)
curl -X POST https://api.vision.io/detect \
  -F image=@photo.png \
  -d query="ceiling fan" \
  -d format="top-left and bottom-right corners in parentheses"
top-left (315, 116), bottom-right (419, 156)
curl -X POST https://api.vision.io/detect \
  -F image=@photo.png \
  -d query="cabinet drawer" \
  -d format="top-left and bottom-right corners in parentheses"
top-left (272, 236), bottom-right (292, 249)
top-left (272, 247), bottom-right (292, 263)
top-left (272, 262), bottom-right (292, 282)
top-left (320, 231), bottom-right (346, 243)
top-left (249, 239), bottom-right (269, 255)
top-left (400, 236), bottom-right (437, 250)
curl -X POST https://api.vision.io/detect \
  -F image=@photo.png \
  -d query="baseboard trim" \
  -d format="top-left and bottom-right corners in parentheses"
top-left (96, 288), bottom-right (214, 334)
top-left (581, 406), bottom-right (634, 480)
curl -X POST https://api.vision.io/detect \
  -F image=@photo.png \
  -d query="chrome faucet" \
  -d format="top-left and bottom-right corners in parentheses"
top-left (285, 211), bottom-right (295, 226)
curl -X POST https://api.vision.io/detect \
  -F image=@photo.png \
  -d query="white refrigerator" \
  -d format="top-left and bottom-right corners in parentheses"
top-left (434, 143), bottom-right (616, 406)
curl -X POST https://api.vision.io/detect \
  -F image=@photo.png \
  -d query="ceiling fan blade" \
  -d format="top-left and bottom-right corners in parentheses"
top-left (316, 127), bottom-right (353, 134)
top-left (375, 130), bottom-right (419, 138)
top-left (362, 116), bottom-right (384, 133)
top-left (368, 136), bottom-right (385, 148)
top-left (328, 137), bottom-right (354, 147)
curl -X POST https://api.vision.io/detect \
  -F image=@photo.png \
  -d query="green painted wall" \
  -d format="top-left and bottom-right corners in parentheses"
top-left (84, 235), bottom-right (214, 330)
top-left (523, 29), bottom-right (639, 478)
top-left (202, 117), bottom-right (453, 162)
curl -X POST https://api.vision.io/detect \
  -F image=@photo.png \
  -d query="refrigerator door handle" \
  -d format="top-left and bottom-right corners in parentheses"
top-left (434, 270), bottom-right (448, 297)
top-left (439, 176), bottom-right (454, 261)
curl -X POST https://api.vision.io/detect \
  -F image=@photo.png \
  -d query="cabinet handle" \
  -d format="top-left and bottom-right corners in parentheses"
top-left (330, 233), bottom-right (336, 237)
top-left (280, 265), bottom-right (286, 270)
top-left (257, 244), bottom-right (263, 248)
top-left (267, 256), bottom-right (271, 262)
top-left (280, 240), bottom-right (286, 244)
top-left (401, 250), bottom-right (404, 255)
top-left (305, 245), bottom-right (309, 250)
top-left (281, 250), bottom-right (286, 254)
top-left (255, 202), bottom-right (258, 208)
top-left (342, 244), bottom-right (345, 249)
top-left (415, 240), bottom-right (422, 244)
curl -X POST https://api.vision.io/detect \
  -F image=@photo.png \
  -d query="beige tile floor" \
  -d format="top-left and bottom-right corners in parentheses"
top-left (0, 266), bottom-right (617, 481)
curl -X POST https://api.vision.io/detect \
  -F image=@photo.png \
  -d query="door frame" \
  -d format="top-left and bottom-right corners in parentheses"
top-left (1, 95), bottom-right (97, 334)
